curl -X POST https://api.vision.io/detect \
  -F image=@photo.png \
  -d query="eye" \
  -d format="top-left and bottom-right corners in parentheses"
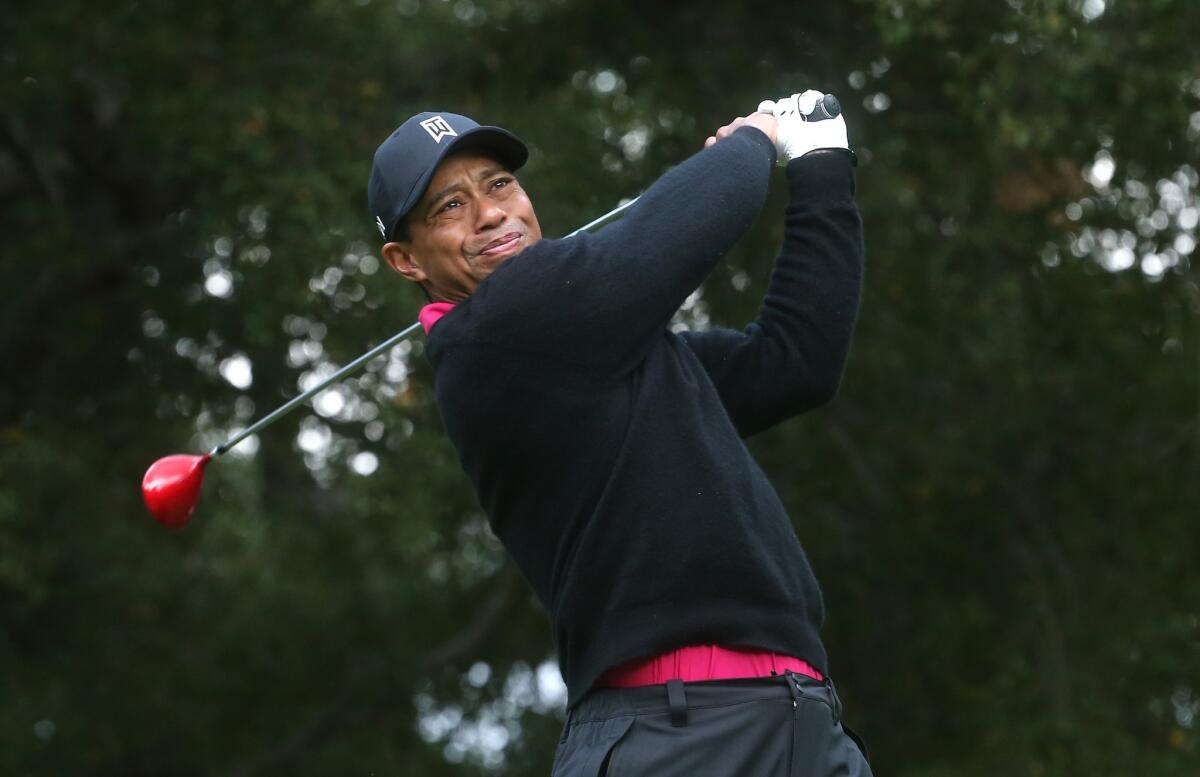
top-left (437, 198), bottom-right (462, 214)
top-left (491, 177), bottom-right (512, 191)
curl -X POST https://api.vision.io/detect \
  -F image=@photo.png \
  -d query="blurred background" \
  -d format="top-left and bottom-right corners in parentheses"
top-left (2, 0), bottom-right (1198, 774)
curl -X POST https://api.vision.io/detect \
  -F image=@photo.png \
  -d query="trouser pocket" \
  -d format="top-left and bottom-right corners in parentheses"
top-left (842, 722), bottom-right (870, 763)
top-left (788, 701), bottom-right (872, 777)
top-left (551, 715), bottom-right (634, 777)
top-left (786, 672), bottom-right (873, 777)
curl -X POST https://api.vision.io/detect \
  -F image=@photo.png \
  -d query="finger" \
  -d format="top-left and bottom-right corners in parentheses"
top-left (715, 117), bottom-right (746, 139)
top-left (704, 136), bottom-right (716, 148)
top-left (797, 90), bottom-right (824, 115)
top-left (757, 100), bottom-right (776, 114)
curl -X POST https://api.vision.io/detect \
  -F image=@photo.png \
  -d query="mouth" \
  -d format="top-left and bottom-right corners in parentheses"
top-left (477, 231), bottom-right (523, 258)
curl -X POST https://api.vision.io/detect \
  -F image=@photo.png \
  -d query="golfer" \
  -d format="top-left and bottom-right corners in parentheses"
top-left (368, 91), bottom-right (868, 776)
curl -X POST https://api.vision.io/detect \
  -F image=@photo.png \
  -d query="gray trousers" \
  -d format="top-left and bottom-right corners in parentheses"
top-left (552, 672), bottom-right (872, 777)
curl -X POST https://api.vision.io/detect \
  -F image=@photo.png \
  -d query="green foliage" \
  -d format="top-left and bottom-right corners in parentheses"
top-left (2, 0), bottom-right (1198, 774)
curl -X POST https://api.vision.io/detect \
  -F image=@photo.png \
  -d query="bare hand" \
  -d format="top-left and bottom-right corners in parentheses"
top-left (704, 112), bottom-right (778, 149)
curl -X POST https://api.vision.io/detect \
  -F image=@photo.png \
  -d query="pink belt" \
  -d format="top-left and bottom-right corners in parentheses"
top-left (598, 645), bottom-right (824, 688)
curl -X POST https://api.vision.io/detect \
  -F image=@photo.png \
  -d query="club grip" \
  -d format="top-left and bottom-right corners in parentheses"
top-left (806, 94), bottom-right (842, 121)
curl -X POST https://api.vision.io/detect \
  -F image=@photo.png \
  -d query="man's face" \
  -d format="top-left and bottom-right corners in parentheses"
top-left (382, 151), bottom-right (542, 302)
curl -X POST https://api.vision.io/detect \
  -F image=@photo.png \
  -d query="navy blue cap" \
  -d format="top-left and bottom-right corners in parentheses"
top-left (368, 111), bottom-right (529, 241)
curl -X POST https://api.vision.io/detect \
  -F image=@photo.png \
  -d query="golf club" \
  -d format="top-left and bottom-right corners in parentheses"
top-left (141, 198), bottom-right (640, 528)
top-left (142, 94), bottom-right (846, 528)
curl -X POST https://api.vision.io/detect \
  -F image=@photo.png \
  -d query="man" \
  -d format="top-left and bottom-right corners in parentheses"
top-left (369, 91), bottom-right (868, 776)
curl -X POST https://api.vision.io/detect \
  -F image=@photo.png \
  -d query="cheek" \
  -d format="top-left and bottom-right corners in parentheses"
top-left (431, 223), bottom-right (470, 258)
top-left (522, 201), bottom-right (542, 236)
top-left (513, 194), bottom-right (537, 223)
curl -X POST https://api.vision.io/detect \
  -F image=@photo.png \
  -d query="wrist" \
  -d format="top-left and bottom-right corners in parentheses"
top-left (784, 148), bottom-right (859, 193)
top-left (790, 147), bottom-right (858, 167)
top-left (743, 112), bottom-right (778, 144)
top-left (733, 124), bottom-right (779, 164)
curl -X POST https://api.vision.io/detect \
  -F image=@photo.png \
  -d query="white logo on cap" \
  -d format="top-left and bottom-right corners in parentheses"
top-left (420, 115), bottom-right (458, 143)
top-left (376, 216), bottom-right (387, 237)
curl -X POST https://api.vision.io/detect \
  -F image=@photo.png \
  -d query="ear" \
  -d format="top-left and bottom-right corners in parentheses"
top-left (381, 242), bottom-right (427, 284)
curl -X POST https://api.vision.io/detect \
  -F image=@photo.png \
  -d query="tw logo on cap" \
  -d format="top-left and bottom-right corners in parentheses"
top-left (420, 115), bottom-right (458, 143)
top-left (376, 216), bottom-right (387, 237)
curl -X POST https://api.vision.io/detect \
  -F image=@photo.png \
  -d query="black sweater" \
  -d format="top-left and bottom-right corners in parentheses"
top-left (425, 127), bottom-right (863, 706)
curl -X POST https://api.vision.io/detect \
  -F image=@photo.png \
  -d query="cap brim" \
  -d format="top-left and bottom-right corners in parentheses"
top-left (443, 125), bottom-right (529, 172)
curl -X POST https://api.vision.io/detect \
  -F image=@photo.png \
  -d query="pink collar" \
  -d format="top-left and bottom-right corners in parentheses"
top-left (419, 302), bottom-right (456, 334)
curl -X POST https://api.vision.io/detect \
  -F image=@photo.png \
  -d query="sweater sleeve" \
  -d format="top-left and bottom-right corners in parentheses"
top-left (679, 149), bottom-right (863, 437)
top-left (459, 126), bottom-right (776, 369)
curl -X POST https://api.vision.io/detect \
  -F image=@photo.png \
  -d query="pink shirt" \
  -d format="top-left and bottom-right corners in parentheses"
top-left (421, 303), bottom-right (825, 688)
top-left (598, 645), bottom-right (824, 687)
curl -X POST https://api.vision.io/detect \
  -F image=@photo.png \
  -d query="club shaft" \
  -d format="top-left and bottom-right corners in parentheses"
top-left (211, 322), bottom-right (422, 456)
top-left (565, 196), bottom-right (640, 237)
top-left (210, 198), bottom-right (638, 458)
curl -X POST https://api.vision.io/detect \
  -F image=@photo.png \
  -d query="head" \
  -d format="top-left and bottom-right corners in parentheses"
top-left (382, 151), bottom-right (541, 302)
top-left (368, 112), bottom-right (542, 302)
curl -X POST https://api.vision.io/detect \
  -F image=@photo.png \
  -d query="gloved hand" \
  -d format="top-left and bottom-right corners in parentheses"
top-left (757, 90), bottom-right (850, 166)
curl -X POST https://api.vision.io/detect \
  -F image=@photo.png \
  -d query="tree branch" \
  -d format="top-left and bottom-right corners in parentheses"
top-left (212, 574), bottom-right (516, 777)
top-left (821, 403), bottom-right (889, 508)
top-left (0, 113), bottom-right (65, 206)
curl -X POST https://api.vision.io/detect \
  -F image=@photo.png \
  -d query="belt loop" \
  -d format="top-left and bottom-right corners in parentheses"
top-left (783, 670), bottom-right (802, 708)
top-left (666, 679), bottom-right (688, 727)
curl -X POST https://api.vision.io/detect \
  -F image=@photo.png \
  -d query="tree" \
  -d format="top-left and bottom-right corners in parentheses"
top-left (2, 0), bottom-right (1197, 774)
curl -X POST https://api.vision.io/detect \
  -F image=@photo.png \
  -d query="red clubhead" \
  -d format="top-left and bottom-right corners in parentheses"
top-left (142, 454), bottom-right (212, 528)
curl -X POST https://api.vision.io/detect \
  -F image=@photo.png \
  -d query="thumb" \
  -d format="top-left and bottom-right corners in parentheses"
top-left (757, 99), bottom-right (776, 114)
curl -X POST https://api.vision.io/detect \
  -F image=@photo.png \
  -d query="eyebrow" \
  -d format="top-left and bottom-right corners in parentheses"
top-left (422, 166), bottom-right (511, 220)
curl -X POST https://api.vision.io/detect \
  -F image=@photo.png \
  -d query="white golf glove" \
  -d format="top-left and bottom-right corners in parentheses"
top-left (757, 90), bottom-right (850, 166)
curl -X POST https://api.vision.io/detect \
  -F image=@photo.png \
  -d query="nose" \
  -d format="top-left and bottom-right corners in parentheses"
top-left (476, 199), bottom-right (506, 232)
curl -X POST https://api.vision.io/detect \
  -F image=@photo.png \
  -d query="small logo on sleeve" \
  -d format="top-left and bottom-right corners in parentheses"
top-left (420, 116), bottom-right (458, 143)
